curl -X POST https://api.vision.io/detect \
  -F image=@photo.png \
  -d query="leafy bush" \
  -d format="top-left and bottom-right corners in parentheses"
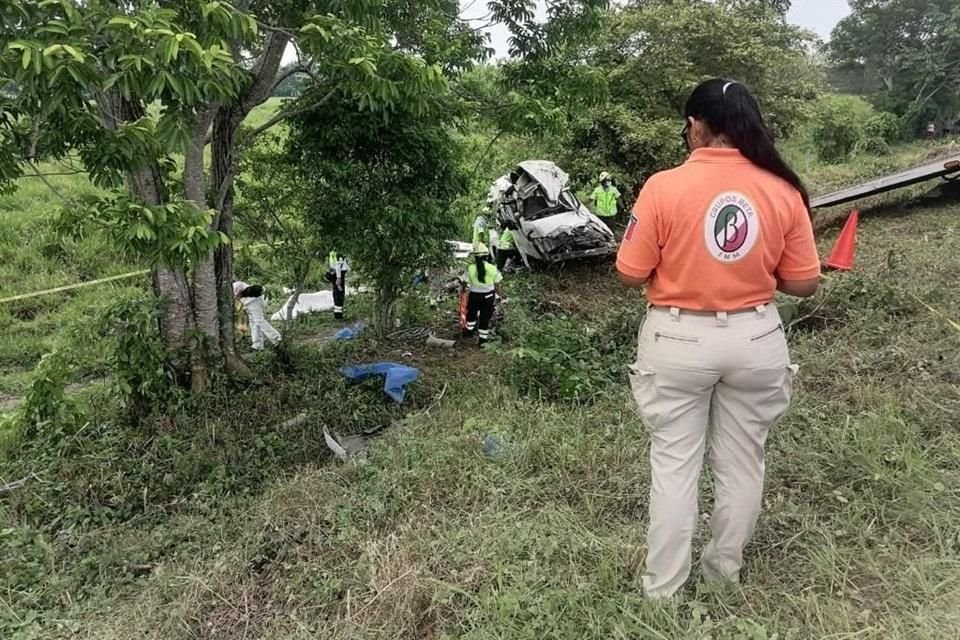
top-left (19, 350), bottom-right (75, 435)
top-left (500, 307), bottom-right (641, 404)
top-left (100, 297), bottom-right (184, 421)
top-left (856, 135), bottom-right (891, 157)
top-left (863, 111), bottom-right (901, 142)
top-left (564, 107), bottom-right (684, 190)
top-left (811, 96), bottom-right (865, 163)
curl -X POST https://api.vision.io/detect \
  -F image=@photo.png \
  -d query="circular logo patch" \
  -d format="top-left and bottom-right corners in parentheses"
top-left (703, 192), bottom-right (759, 262)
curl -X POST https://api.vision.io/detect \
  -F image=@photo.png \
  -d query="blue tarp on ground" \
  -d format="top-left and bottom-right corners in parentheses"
top-left (334, 322), bottom-right (367, 341)
top-left (339, 362), bottom-right (420, 403)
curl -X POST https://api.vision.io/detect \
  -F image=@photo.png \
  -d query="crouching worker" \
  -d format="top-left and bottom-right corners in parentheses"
top-left (326, 251), bottom-right (350, 320)
top-left (461, 243), bottom-right (503, 346)
top-left (233, 281), bottom-right (281, 351)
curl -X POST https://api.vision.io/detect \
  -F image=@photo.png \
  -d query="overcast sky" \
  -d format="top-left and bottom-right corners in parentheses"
top-left (460, 0), bottom-right (851, 58)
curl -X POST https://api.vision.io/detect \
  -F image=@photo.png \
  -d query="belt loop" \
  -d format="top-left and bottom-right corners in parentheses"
top-left (715, 310), bottom-right (728, 327)
top-left (669, 307), bottom-right (681, 322)
top-left (755, 304), bottom-right (767, 318)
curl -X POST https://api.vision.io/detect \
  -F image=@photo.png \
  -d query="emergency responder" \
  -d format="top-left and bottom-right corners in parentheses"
top-left (616, 78), bottom-right (820, 599)
top-left (326, 250), bottom-right (349, 320)
top-left (460, 243), bottom-right (503, 346)
top-left (590, 171), bottom-right (622, 223)
top-left (495, 224), bottom-right (520, 271)
top-left (472, 211), bottom-right (489, 250)
top-left (233, 281), bottom-right (281, 350)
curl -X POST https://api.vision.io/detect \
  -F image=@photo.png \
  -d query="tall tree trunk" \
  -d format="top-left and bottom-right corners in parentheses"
top-left (211, 107), bottom-right (249, 377)
top-left (209, 31), bottom-right (289, 377)
top-left (99, 91), bottom-right (197, 383)
top-left (184, 110), bottom-right (219, 392)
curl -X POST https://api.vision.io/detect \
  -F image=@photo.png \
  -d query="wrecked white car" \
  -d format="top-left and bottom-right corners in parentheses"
top-left (489, 161), bottom-right (617, 267)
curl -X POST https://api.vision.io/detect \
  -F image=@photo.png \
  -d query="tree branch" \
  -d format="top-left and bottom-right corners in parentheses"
top-left (25, 161), bottom-right (69, 204)
top-left (20, 170), bottom-right (87, 178)
top-left (241, 31), bottom-right (290, 113)
top-left (271, 64), bottom-right (312, 93)
top-left (244, 88), bottom-right (338, 140)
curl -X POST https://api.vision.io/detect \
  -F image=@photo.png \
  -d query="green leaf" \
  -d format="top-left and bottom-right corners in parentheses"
top-left (61, 44), bottom-right (84, 62)
top-left (107, 16), bottom-right (136, 27)
top-left (21, 47), bottom-right (31, 70)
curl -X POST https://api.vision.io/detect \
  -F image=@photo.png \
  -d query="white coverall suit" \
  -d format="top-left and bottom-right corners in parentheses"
top-left (239, 295), bottom-right (280, 350)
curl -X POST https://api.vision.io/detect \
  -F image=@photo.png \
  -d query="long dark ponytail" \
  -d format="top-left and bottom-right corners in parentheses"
top-left (474, 254), bottom-right (486, 282)
top-left (684, 78), bottom-right (810, 211)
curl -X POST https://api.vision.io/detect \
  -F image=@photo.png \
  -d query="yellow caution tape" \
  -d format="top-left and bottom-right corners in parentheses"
top-left (0, 242), bottom-right (278, 306)
top-left (0, 270), bottom-right (150, 305)
top-left (911, 293), bottom-right (960, 334)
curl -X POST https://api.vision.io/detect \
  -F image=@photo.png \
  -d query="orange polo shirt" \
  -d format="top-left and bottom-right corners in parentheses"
top-left (616, 148), bottom-right (820, 311)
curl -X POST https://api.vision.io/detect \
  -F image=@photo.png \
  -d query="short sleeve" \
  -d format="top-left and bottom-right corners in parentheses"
top-left (776, 195), bottom-right (821, 280)
top-left (616, 177), bottom-right (662, 279)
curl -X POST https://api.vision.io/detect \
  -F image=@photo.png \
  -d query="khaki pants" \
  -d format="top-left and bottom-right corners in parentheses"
top-left (630, 304), bottom-right (797, 598)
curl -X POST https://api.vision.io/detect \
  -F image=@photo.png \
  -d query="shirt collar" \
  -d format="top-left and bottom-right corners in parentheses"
top-left (686, 147), bottom-right (750, 164)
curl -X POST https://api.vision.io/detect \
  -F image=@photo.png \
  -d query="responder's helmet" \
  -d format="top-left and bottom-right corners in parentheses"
top-left (471, 242), bottom-right (489, 256)
top-left (599, 171), bottom-right (612, 182)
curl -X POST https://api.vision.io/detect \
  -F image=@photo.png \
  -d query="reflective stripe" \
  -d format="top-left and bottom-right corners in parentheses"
top-left (466, 322), bottom-right (477, 330)
top-left (469, 284), bottom-right (495, 293)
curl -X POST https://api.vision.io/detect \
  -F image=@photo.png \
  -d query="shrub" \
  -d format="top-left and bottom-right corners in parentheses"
top-left (863, 111), bottom-right (901, 143)
top-left (811, 97), bottom-right (865, 163)
top-left (564, 106), bottom-right (685, 190)
top-left (100, 297), bottom-right (184, 422)
top-left (857, 136), bottom-right (891, 157)
top-left (500, 307), bottom-right (641, 404)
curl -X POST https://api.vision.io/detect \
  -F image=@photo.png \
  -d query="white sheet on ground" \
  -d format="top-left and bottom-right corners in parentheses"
top-left (271, 288), bottom-right (363, 321)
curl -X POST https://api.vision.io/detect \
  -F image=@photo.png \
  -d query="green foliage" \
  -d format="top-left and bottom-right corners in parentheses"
top-left (101, 297), bottom-right (184, 421)
top-left (234, 133), bottom-right (322, 292)
top-left (812, 96), bottom-right (866, 163)
top-left (18, 350), bottom-right (75, 434)
top-left (830, 0), bottom-right (960, 130)
top-left (58, 192), bottom-right (224, 268)
top-left (0, 0), bottom-right (251, 183)
top-left (500, 305), bottom-right (639, 404)
top-left (863, 111), bottom-right (902, 143)
top-left (857, 135), bottom-right (891, 157)
top-left (563, 0), bottom-right (821, 187)
top-left (289, 95), bottom-right (466, 332)
top-left (564, 107), bottom-right (684, 189)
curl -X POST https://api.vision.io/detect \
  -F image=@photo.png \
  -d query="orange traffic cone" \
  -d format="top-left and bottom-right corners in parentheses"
top-left (459, 291), bottom-right (468, 330)
top-left (824, 209), bottom-right (859, 271)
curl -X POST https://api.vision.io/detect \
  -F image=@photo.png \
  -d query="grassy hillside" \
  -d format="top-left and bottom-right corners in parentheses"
top-left (2, 134), bottom-right (960, 638)
top-left (0, 99), bottom-right (288, 410)
top-left (0, 167), bottom-right (145, 407)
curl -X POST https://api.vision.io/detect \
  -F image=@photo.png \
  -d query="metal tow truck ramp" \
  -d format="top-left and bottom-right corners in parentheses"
top-left (810, 156), bottom-right (960, 210)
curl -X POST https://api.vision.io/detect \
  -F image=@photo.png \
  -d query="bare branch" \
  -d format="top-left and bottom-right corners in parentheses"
top-left (271, 64), bottom-right (312, 93)
top-left (25, 161), bottom-right (70, 204)
top-left (20, 170), bottom-right (87, 178)
top-left (245, 88), bottom-right (338, 140)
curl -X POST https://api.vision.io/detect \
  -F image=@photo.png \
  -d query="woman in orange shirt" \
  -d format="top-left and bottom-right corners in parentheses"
top-left (616, 79), bottom-right (820, 599)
